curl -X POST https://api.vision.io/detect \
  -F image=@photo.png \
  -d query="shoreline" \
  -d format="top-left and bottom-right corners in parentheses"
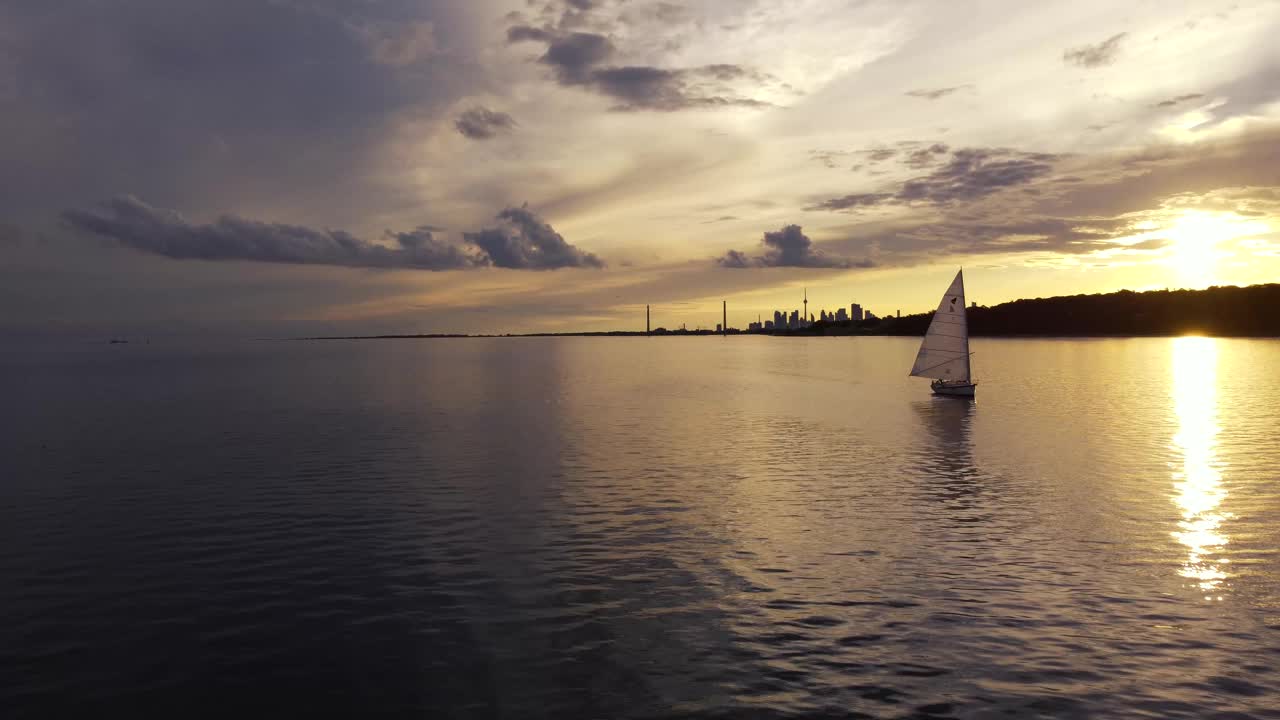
top-left (300, 331), bottom-right (1280, 340)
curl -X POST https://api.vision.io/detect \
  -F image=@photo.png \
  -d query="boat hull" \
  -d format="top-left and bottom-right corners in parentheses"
top-left (931, 380), bottom-right (976, 398)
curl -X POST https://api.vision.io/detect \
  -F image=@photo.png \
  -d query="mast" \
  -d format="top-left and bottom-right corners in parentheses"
top-left (959, 269), bottom-right (971, 381)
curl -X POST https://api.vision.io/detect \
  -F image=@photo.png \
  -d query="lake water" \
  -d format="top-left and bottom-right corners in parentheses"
top-left (3, 336), bottom-right (1280, 718)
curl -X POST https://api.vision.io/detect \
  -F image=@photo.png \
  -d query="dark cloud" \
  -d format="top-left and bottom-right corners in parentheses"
top-left (507, 25), bottom-right (556, 43)
top-left (905, 86), bottom-right (969, 100)
top-left (717, 224), bottom-right (874, 269)
top-left (0, 0), bottom-right (483, 224)
top-left (810, 148), bottom-right (1060, 211)
top-left (0, 223), bottom-right (24, 247)
top-left (1153, 93), bottom-right (1204, 108)
top-left (589, 66), bottom-right (684, 107)
top-left (900, 149), bottom-right (1059, 202)
top-left (814, 143), bottom-right (946, 171)
top-left (1063, 32), bottom-right (1127, 68)
top-left (369, 21), bottom-right (440, 67)
top-left (812, 193), bottom-right (895, 211)
top-left (620, 2), bottom-right (692, 27)
top-left (64, 196), bottom-right (487, 270)
top-left (508, 16), bottom-right (769, 110)
top-left (903, 143), bottom-right (950, 168)
top-left (463, 206), bottom-right (605, 269)
top-left (541, 32), bottom-right (617, 83)
top-left (718, 249), bottom-right (753, 268)
top-left (699, 64), bottom-right (772, 83)
top-left (454, 107), bottom-right (517, 140)
top-left (584, 63), bottom-right (769, 110)
top-left (64, 197), bottom-right (603, 271)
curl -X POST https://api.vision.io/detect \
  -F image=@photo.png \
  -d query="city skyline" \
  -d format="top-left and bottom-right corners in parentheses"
top-left (2, 1), bottom-right (1279, 338)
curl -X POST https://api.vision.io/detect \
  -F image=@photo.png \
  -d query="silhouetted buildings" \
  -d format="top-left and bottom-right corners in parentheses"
top-left (758, 294), bottom-right (874, 332)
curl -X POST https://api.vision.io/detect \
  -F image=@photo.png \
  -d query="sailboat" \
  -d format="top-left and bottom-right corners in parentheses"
top-left (910, 269), bottom-right (976, 398)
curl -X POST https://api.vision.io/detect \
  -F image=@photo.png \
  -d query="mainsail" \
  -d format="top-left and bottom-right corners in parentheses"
top-left (909, 269), bottom-right (971, 382)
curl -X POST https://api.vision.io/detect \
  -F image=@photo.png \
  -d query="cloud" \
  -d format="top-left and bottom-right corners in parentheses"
top-left (865, 147), bottom-right (897, 163)
top-left (0, 223), bottom-right (24, 247)
top-left (0, 0), bottom-right (486, 224)
top-left (541, 32), bottom-right (617, 83)
top-left (810, 150), bottom-right (853, 169)
top-left (64, 196), bottom-right (487, 270)
top-left (367, 21), bottom-right (439, 67)
top-left (583, 65), bottom-right (771, 111)
top-left (810, 147), bottom-right (1060, 211)
top-left (1152, 93), bottom-right (1205, 108)
top-left (813, 125), bottom-right (1280, 269)
top-left (717, 224), bottom-right (874, 269)
top-left (813, 143), bottom-right (948, 171)
top-left (507, 25), bottom-right (556, 43)
top-left (718, 249), bottom-right (753, 268)
top-left (1063, 32), bottom-right (1127, 68)
top-left (1192, 64), bottom-right (1280, 127)
top-left (903, 143), bottom-right (950, 168)
top-left (463, 206), bottom-right (605, 269)
top-left (900, 149), bottom-right (1059, 202)
top-left (454, 107), bottom-right (517, 140)
top-left (507, 17), bottom-right (769, 110)
top-left (64, 196), bottom-right (603, 271)
top-left (905, 86), bottom-right (968, 100)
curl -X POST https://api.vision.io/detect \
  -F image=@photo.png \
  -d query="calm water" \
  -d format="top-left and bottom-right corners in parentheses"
top-left (3, 336), bottom-right (1280, 718)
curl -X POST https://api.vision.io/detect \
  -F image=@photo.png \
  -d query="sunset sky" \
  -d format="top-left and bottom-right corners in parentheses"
top-left (3, 0), bottom-right (1279, 337)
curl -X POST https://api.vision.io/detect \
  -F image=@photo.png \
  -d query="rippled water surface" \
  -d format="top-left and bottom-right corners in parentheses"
top-left (4, 336), bottom-right (1280, 718)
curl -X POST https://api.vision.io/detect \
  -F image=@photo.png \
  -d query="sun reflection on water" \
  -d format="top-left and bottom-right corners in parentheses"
top-left (1170, 336), bottom-right (1230, 594)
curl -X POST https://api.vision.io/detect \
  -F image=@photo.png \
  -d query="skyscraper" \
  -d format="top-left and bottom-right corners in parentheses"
top-left (851, 303), bottom-right (863, 322)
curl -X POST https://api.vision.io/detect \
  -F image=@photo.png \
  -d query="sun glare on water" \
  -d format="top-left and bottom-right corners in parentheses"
top-left (1170, 336), bottom-right (1229, 595)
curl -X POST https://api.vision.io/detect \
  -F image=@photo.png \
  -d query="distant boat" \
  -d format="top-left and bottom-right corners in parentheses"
top-left (910, 269), bottom-right (976, 398)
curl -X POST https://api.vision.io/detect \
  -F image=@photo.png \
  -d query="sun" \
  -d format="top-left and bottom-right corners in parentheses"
top-left (1164, 212), bottom-right (1238, 289)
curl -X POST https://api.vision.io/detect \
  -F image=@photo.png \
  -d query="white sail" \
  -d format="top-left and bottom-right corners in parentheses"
top-left (910, 270), bottom-right (971, 382)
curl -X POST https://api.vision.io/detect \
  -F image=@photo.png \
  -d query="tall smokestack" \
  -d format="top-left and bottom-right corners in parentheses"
top-left (646, 305), bottom-right (650, 334)
top-left (723, 301), bottom-right (728, 336)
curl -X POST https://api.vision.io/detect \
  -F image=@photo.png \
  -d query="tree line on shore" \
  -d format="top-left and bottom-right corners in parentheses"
top-left (796, 283), bottom-right (1280, 337)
